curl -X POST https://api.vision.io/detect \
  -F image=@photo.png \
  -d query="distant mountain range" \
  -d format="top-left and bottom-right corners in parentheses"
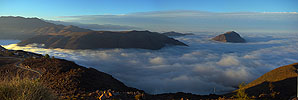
top-left (18, 30), bottom-right (188, 50)
top-left (1, 16), bottom-right (187, 50)
top-left (0, 16), bottom-right (91, 39)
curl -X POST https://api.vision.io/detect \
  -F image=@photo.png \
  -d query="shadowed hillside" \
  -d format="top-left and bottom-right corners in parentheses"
top-left (225, 63), bottom-right (298, 100)
top-left (0, 16), bottom-right (91, 39)
top-left (18, 30), bottom-right (188, 50)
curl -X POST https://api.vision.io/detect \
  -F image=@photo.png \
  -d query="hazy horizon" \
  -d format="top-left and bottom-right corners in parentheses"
top-left (1, 0), bottom-right (297, 33)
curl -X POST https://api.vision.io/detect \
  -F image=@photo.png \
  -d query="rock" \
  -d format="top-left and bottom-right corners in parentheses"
top-left (162, 31), bottom-right (194, 36)
top-left (212, 31), bottom-right (245, 43)
top-left (18, 30), bottom-right (188, 50)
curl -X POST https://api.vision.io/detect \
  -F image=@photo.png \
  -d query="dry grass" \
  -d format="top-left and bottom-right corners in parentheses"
top-left (243, 63), bottom-right (298, 89)
top-left (0, 77), bottom-right (57, 100)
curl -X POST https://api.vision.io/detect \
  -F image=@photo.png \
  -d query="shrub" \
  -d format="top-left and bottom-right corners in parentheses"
top-left (44, 54), bottom-right (50, 59)
top-left (8, 52), bottom-right (14, 56)
top-left (234, 82), bottom-right (251, 100)
top-left (0, 77), bottom-right (57, 100)
top-left (135, 94), bottom-right (143, 100)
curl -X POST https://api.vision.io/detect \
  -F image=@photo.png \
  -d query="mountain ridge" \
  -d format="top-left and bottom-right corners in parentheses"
top-left (0, 16), bottom-right (92, 39)
top-left (18, 30), bottom-right (188, 50)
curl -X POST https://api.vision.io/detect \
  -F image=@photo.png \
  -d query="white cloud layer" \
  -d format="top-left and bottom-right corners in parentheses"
top-left (2, 32), bottom-right (298, 94)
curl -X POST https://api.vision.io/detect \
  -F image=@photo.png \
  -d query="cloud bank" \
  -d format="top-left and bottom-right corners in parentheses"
top-left (2, 32), bottom-right (298, 94)
top-left (56, 10), bottom-right (298, 33)
top-left (46, 20), bottom-right (141, 31)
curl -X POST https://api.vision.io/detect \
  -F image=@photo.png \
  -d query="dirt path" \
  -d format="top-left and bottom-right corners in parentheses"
top-left (13, 57), bottom-right (43, 77)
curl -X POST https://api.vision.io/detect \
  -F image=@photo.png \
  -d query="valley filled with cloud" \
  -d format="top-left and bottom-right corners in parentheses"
top-left (2, 32), bottom-right (298, 94)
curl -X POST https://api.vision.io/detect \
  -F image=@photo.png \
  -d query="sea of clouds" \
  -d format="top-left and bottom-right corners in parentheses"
top-left (1, 32), bottom-right (298, 94)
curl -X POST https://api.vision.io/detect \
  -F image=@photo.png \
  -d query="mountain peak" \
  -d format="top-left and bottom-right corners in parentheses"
top-left (212, 31), bottom-right (246, 43)
top-left (225, 31), bottom-right (237, 34)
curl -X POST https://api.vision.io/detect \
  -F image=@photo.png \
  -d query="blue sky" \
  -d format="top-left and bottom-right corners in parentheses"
top-left (0, 0), bottom-right (297, 18)
top-left (1, 0), bottom-right (297, 33)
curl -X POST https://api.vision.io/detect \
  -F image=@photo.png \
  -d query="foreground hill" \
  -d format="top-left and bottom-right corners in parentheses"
top-left (18, 30), bottom-right (188, 50)
top-left (212, 31), bottom-right (246, 43)
top-left (226, 63), bottom-right (298, 100)
top-left (0, 16), bottom-right (91, 39)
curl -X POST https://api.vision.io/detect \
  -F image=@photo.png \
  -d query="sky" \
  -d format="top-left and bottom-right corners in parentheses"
top-left (1, 0), bottom-right (297, 17)
top-left (1, 0), bottom-right (298, 33)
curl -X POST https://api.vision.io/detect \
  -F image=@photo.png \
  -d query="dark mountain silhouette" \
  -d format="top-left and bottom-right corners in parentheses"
top-left (0, 16), bottom-right (91, 39)
top-left (18, 30), bottom-right (188, 50)
top-left (162, 31), bottom-right (194, 36)
top-left (212, 31), bottom-right (246, 43)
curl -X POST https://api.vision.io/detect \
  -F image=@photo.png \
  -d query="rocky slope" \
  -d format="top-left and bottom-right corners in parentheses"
top-left (226, 63), bottom-right (298, 100)
top-left (162, 31), bottom-right (194, 36)
top-left (18, 30), bottom-right (188, 50)
top-left (0, 16), bottom-right (91, 39)
top-left (212, 31), bottom-right (246, 43)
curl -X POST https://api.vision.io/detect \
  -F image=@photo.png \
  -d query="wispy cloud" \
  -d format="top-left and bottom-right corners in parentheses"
top-left (56, 10), bottom-right (298, 33)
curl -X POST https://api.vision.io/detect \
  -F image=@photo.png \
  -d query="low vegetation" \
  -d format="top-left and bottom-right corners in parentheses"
top-left (0, 77), bottom-right (57, 100)
top-left (233, 83), bottom-right (251, 100)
